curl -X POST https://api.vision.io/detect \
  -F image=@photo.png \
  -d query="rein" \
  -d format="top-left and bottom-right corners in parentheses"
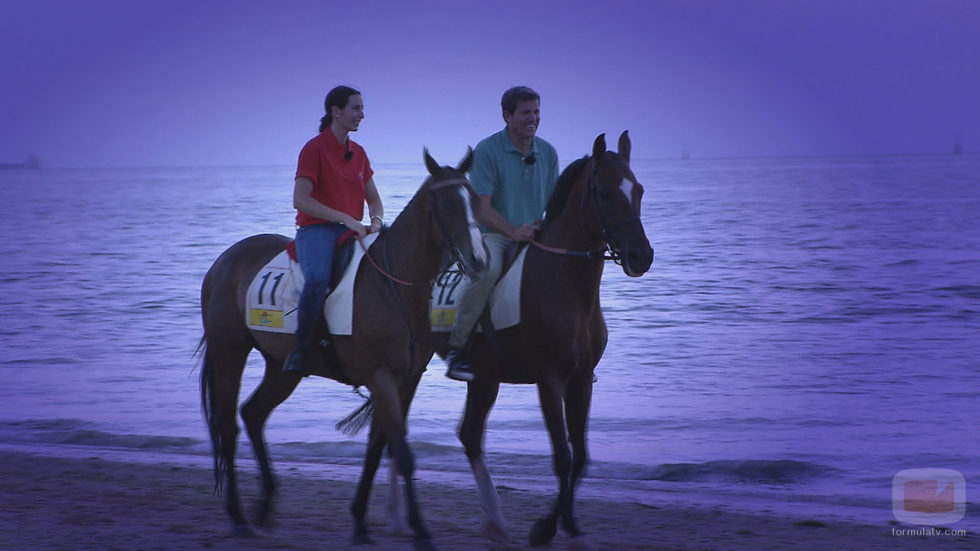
top-left (529, 238), bottom-right (608, 259)
top-left (356, 236), bottom-right (416, 286)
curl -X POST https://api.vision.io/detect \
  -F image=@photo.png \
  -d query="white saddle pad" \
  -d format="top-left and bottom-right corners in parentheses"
top-left (430, 245), bottom-right (527, 332)
top-left (245, 233), bottom-right (379, 336)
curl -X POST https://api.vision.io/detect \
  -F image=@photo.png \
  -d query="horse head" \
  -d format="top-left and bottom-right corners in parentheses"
top-left (589, 131), bottom-right (654, 277)
top-left (423, 148), bottom-right (490, 279)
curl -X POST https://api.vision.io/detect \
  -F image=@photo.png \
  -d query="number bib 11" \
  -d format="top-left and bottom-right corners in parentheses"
top-left (246, 251), bottom-right (300, 333)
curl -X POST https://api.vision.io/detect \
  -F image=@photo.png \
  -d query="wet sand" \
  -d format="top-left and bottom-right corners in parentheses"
top-left (0, 449), bottom-right (973, 550)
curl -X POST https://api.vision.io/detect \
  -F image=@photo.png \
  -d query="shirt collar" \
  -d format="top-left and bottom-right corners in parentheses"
top-left (501, 127), bottom-right (537, 155)
top-left (321, 129), bottom-right (349, 154)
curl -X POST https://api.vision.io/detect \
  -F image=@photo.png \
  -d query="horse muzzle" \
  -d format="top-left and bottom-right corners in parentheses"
top-left (455, 240), bottom-right (490, 280)
top-left (467, 241), bottom-right (491, 279)
top-left (621, 241), bottom-right (654, 277)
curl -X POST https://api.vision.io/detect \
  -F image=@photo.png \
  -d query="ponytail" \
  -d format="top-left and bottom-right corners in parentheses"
top-left (318, 85), bottom-right (361, 133)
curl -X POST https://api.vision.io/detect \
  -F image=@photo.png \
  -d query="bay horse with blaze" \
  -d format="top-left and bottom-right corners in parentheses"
top-left (437, 131), bottom-right (654, 546)
top-left (198, 150), bottom-right (488, 550)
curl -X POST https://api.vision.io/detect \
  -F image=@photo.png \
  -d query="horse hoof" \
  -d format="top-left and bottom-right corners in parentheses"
top-left (251, 508), bottom-right (276, 530)
top-left (230, 523), bottom-right (255, 538)
top-left (253, 517), bottom-right (276, 531)
top-left (413, 537), bottom-right (437, 551)
top-left (529, 518), bottom-right (557, 547)
top-left (350, 532), bottom-right (374, 546)
top-left (569, 534), bottom-right (592, 551)
top-left (387, 518), bottom-right (411, 536)
top-left (483, 521), bottom-right (509, 542)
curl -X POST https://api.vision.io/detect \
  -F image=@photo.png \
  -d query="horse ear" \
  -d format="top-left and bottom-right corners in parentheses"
top-left (424, 148), bottom-right (441, 176)
top-left (592, 133), bottom-right (606, 159)
top-left (457, 147), bottom-right (474, 174)
top-left (618, 130), bottom-right (631, 164)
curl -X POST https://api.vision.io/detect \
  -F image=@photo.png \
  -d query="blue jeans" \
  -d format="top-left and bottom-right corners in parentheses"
top-left (293, 222), bottom-right (348, 349)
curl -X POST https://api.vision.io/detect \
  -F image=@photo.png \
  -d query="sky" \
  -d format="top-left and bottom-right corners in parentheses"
top-left (1, 0), bottom-right (978, 167)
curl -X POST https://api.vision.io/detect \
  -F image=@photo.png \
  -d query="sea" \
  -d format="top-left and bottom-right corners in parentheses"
top-left (1, 153), bottom-right (977, 531)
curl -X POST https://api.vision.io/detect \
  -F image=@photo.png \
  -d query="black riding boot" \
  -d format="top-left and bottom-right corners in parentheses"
top-left (283, 287), bottom-right (330, 376)
top-left (283, 334), bottom-right (315, 376)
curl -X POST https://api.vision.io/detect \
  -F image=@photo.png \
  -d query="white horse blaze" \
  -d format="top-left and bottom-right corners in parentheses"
top-left (459, 188), bottom-right (488, 264)
top-left (619, 177), bottom-right (634, 202)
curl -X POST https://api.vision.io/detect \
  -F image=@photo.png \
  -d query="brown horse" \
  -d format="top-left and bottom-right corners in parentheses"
top-left (435, 131), bottom-right (654, 546)
top-left (199, 150), bottom-right (488, 549)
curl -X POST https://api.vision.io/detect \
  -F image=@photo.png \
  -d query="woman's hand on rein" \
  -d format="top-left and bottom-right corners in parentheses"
top-left (345, 218), bottom-right (367, 238)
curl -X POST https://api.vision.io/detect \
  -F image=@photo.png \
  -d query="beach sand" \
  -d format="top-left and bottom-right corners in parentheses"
top-left (0, 448), bottom-right (972, 550)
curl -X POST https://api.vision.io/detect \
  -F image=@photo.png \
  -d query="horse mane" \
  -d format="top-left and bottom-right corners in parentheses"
top-left (542, 155), bottom-right (589, 228)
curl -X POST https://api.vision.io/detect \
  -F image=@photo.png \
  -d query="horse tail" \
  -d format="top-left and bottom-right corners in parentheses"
top-left (198, 337), bottom-right (227, 495)
top-left (335, 395), bottom-right (374, 436)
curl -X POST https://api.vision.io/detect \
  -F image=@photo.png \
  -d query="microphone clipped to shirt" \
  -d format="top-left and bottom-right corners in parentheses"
top-left (523, 153), bottom-right (535, 166)
top-left (344, 143), bottom-right (353, 161)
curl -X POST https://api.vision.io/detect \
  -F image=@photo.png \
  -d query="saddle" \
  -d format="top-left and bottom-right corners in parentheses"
top-left (246, 232), bottom-right (379, 336)
top-left (430, 242), bottom-right (528, 333)
top-left (500, 241), bottom-right (526, 273)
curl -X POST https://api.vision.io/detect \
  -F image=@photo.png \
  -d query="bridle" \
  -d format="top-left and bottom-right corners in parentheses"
top-left (357, 177), bottom-right (477, 285)
top-left (588, 157), bottom-right (643, 265)
top-left (530, 155), bottom-right (642, 265)
top-left (428, 178), bottom-right (481, 277)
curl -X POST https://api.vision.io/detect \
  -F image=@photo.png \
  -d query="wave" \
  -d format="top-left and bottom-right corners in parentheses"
top-left (0, 419), bottom-right (202, 451)
top-left (932, 284), bottom-right (980, 299)
top-left (0, 419), bottom-right (837, 489)
top-left (631, 459), bottom-right (835, 484)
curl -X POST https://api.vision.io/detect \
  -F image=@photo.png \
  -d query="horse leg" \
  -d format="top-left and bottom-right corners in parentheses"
top-left (385, 443), bottom-right (409, 536)
top-left (202, 340), bottom-right (251, 536)
top-left (385, 372), bottom-right (426, 536)
top-left (239, 355), bottom-right (301, 528)
top-left (562, 370), bottom-right (594, 545)
top-left (458, 380), bottom-right (507, 541)
top-left (367, 377), bottom-right (434, 551)
top-left (350, 421), bottom-right (388, 545)
top-left (530, 379), bottom-right (574, 547)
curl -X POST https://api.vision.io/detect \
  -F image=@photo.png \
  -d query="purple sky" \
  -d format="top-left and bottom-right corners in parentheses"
top-left (2, 0), bottom-right (978, 167)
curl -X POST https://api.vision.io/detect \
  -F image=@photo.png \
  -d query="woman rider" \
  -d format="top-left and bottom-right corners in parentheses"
top-left (283, 85), bottom-right (384, 375)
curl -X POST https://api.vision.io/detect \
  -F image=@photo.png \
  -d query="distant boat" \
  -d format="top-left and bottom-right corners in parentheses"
top-left (952, 140), bottom-right (963, 155)
top-left (0, 154), bottom-right (41, 170)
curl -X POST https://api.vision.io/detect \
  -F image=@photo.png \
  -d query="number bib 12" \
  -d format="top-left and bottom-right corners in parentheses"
top-left (429, 246), bottom-right (527, 333)
top-left (430, 267), bottom-right (471, 330)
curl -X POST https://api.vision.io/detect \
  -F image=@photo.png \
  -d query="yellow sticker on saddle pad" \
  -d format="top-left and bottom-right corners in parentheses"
top-left (430, 308), bottom-right (457, 328)
top-left (249, 308), bottom-right (284, 328)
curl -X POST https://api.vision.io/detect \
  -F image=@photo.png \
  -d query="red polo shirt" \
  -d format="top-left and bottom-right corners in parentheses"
top-left (295, 130), bottom-right (374, 227)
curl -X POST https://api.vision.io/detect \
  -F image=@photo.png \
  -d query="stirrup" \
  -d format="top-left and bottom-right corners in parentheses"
top-left (445, 349), bottom-right (475, 382)
top-left (283, 350), bottom-right (309, 376)
top-left (446, 365), bottom-right (475, 382)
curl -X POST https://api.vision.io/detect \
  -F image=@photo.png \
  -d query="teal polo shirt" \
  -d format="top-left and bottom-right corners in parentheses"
top-left (469, 128), bottom-right (560, 232)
